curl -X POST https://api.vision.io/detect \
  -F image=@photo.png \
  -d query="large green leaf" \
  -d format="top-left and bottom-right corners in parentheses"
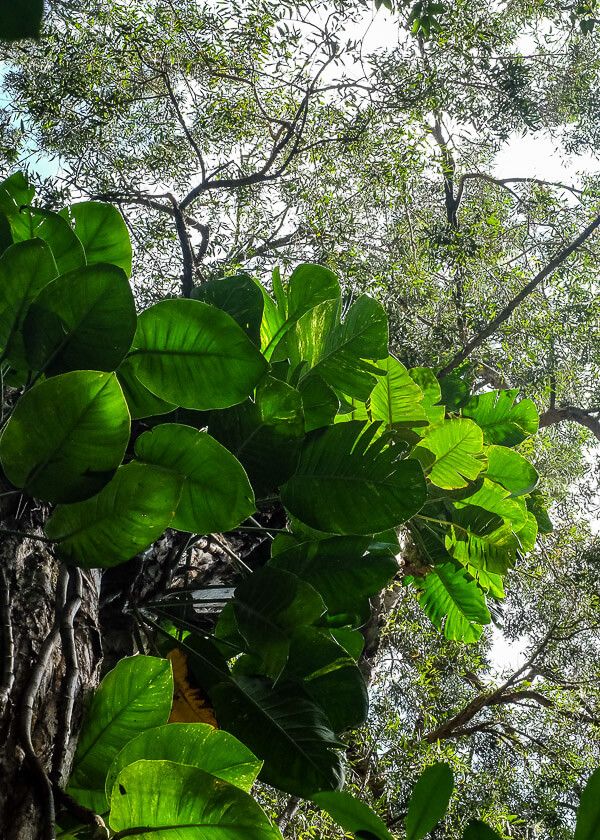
top-left (446, 510), bottom-right (519, 575)
top-left (23, 263), bottom-right (136, 375)
top-left (105, 723), bottom-right (262, 800)
top-left (575, 766), bottom-right (600, 840)
top-left (370, 355), bottom-right (428, 426)
top-left (289, 295), bottom-right (388, 400)
top-left (109, 760), bottom-right (282, 840)
top-left (463, 820), bottom-right (503, 840)
top-left (260, 263), bottom-right (341, 359)
top-left (60, 201), bottom-right (132, 276)
top-left (67, 655), bottom-right (173, 813)
top-left (45, 461), bottom-right (182, 567)
top-left (0, 239), bottom-right (57, 363)
top-left (231, 567), bottom-right (326, 678)
top-left (281, 627), bottom-right (368, 733)
top-left (298, 374), bottom-right (339, 431)
top-left (211, 675), bottom-right (344, 797)
top-left (454, 478), bottom-right (528, 532)
top-left (0, 0), bottom-right (43, 39)
top-left (134, 423), bottom-right (255, 534)
top-left (269, 535), bottom-right (398, 626)
top-left (412, 419), bottom-right (486, 489)
top-left (311, 790), bottom-right (393, 840)
top-left (408, 563), bottom-right (490, 643)
top-left (0, 371), bottom-right (130, 503)
top-left (129, 299), bottom-right (267, 410)
top-left (24, 208), bottom-right (86, 274)
top-left (281, 421), bottom-right (426, 535)
top-left (409, 366), bottom-right (445, 424)
top-left (117, 355), bottom-right (176, 419)
top-left (192, 273), bottom-right (264, 345)
top-left (405, 762), bottom-right (454, 840)
top-left (485, 445), bottom-right (538, 496)
top-left (0, 173), bottom-right (35, 243)
top-left (209, 376), bottom-right (305, 496)
top-left (462, 389), bottom-right (538, 445)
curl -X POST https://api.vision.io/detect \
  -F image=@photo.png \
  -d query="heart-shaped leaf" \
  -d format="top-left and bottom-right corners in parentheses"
top-left (109, 760), bottom-right (282, 839)
top-left (60, 201), bottom-right (132, 275)
top-left (45, 461), bottom-right (182, 567)
top-left (129, 298), bottom-right (267, 410)
top-left (134, 423), bottom-right (255, 534)
top-left (67, 656), bottom-right (173, 813)
top-left (0, 370), bottom-right (130, 503)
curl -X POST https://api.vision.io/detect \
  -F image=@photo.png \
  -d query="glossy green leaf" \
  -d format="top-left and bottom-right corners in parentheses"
top-left (23, 263), bottom-right (136, 374)
top-left (485, 445), bottom-right (539, 496)
top-left (409, 563), bottom-right (490, 643)
top-left (370, 355), bottom-right (428, 426)
top-left (289, 295), bottom-right (388, 400)
top-left (45, 461), bottom-right (182, 567)
top-left (454, 479), bottom-right (528, 531)
top-left (462, 389), bottom-right (538, 445)
top-left (25, 208), bottom-right (86, 274)
top-left (209, 376), bottom-right (305, 496)
top-left (405, 762), bottom-right (454, 840)
top-left (463, 820), bottom-right (503, 840)
top-left (526, 490), bottom-right (553, 534)
top-left (261, 263), bottom-right (341, 359)
top-left (281, 627), bottom-right (368, 733)
top-left (67, 655), bottom-right (173, 813)
top-left (298, 374), bottom-right (339, 431)
top-left (574, 766), bottom-right (600, 840)
top-left (312, 790), bottom-right (393, 840)
top-left (109, 760), bottom-right (282, 840)
top-left (60, 201), bottom-right (132, 276)
top-left (0, 239), bottom-right (57, 363)
top-left (0, 371), bottom-right (130, 503)
top-left (231, 567), bottom-right (326, 678)
top-left (446, 509), bottom-right (519, 575)
top-left (192, 273), bottom-right (264, 345)
top-left (129, 298), bottom-right (267, 410)
top-left (211, 675), bottom-right (344, 797)
top-left (117, 355), bottom-right (176, 419)
top-left (105, 723), bottom-right (262, 800)
top-left (412, 419), bottom-right (486, 489)
top-left (0, 1), bottom-right (43, 41)
top-left (281, 421), bottom-right (426, 535)
top-left (269, 535), bottom-right (398, 626)
top-left (134, 423), bottom-right (255, 534)
top-left (409, 366), bottom-right (441, 406)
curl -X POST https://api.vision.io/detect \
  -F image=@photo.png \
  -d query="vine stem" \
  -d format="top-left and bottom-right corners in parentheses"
top-left (0, 527), bottom-right (53, 544)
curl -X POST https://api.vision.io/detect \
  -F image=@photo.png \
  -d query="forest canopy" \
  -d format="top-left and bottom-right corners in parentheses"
top-left (0, 1), bottom-right (598, 839)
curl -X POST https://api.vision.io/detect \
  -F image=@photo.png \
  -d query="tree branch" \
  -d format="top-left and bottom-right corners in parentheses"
top-left (438, 211), bottom-right (600, 376)
top-left (539, 405), bottom-right (600, 441)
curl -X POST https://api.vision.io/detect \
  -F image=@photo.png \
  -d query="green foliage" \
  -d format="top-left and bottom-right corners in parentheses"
top-left (0, 173), bottom-right (553, 835)
top-left (574, 767), bottom-right (600, 840)
top-left (67, 656), bottom-right (174, 812)
top-left (405, 762), bottom-right (455, 840)
top-left (311, 790), bottom-right (394, 840)
top-left (463, 821), bottom-right (503, 840)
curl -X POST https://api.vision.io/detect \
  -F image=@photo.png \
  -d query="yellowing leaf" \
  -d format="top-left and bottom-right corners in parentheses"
top-left (167, 648), bottom-right (218, 727)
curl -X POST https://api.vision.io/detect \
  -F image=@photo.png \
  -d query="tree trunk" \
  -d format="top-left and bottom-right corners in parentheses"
top-left (0, 506), bottom-right (103, 840)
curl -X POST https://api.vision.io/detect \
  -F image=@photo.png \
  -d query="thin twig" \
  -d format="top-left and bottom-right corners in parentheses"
top-left (0, 567), bottom-right (15, 715)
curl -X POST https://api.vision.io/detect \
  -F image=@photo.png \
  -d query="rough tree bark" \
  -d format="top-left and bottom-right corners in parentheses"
top-left (0, 500), bottom-right (103, 840)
